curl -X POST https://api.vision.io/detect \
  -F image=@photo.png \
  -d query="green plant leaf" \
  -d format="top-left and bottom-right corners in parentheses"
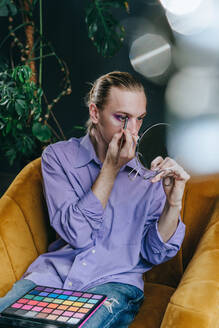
top-left (32, 122), bottom-right (52, 142)
top-left (0, 120), bottom-right (5, 130)
top-left (12, 65), bottom-right (32, 83)
top-left (0, 97), bottom-right (9, 106)
top-left (5, 120), bottom-right (12, 134)
top-left (16, 122), bottom-right (22, 130)
top-left (14, 99), bottom-right (26, 116)
top-left (5, 148), bottom-right (17, 166)
top-left (0, 0), bottom-right (17, 16)
top-left (85, 0), bottom-right (128, 57)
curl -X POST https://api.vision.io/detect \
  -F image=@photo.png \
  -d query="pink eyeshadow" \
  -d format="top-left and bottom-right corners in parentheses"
top-left (32, 306), bottom-right (43, 312)
top-left (74, 312), bottom-right (85, 318)
top-left (72, 292), bottom-right (82, 296)
top-left (63, 311), bottom-right (74, 317)
top-left (52, 310), bottom-right (63, 315)
top-left (42, 308), bottom-right (53, 313)
top-left (21, 305), bottom-right (33, 310)
top-left (83, 293), bottom-right (92, 298)
top-left (11, 303), bottom-right (23, 309)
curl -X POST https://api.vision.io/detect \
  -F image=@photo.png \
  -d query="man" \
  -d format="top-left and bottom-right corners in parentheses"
top-left (0, 71), bottom-right (190, 327)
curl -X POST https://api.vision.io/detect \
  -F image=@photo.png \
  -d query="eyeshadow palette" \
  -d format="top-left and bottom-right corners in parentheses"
top-left (0, 285), bottom-right (107, 327)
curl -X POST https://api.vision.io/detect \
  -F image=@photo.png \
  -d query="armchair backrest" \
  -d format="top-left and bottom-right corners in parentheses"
top-left (0, 158), bottom-right (53, 296)
top-left (145, 173), bottom-right (219, 287)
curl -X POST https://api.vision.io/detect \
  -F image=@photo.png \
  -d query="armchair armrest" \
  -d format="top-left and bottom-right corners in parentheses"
top-left (161, 200), bottom-right (219, 328)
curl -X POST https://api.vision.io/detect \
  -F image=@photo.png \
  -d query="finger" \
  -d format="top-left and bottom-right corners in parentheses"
top-left (152, 157), bottom-right (175, 171)
top-left (132, 134), bottom-right (138, 149)
top-left (109, 131), bottom-right (124, 152)
top-left (122, 130), bottom-right (135, 151)
top-left (151, 156), bottom-right (164, 170)
top-left (151, 166), bottom-right (189, 183)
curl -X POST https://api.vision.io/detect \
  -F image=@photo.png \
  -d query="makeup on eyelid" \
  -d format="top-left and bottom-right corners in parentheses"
top-left (112, 114), bottom-right (129, 126)
top-left (113, 113), bottom-right (145, 125)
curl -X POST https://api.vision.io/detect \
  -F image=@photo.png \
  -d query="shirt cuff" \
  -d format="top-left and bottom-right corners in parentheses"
top-left (149, 218), bottom-right (185, 253)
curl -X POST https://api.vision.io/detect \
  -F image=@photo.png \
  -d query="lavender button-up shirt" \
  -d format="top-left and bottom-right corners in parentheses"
top-left (25, 134), bottom-right (185, 291)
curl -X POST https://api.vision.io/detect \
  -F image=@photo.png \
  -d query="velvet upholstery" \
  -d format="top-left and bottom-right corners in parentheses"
top-left (0, 158), bottom-right (219, 327)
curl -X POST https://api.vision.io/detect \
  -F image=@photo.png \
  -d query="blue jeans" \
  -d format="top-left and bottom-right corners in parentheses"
top-left (0, 280), bottom-right (144, 328)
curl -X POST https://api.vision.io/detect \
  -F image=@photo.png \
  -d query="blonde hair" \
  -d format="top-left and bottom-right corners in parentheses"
top-left (85, 71), bottom-right (145, 133)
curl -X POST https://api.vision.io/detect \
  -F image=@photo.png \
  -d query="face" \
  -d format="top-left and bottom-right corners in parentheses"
top-left (90, 87), bottom-right (147, 147)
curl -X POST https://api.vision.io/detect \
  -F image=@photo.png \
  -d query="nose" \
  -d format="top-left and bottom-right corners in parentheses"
top-left (127, 118), bottom-right (139, 136)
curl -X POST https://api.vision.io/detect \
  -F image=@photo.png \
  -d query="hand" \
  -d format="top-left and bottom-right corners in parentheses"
top-left (104, 129), bottom-right (138, 172)
top-left (150, 156), bottom-right (190, 208)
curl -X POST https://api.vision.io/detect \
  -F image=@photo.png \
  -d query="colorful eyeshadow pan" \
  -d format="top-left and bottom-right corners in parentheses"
top-left (23, 294), bottom-right (34, 299)
top-left (33, 296), bottom-right (44, 301)
top-left (11, 303), bottom-right (23, 309)
top-left (53, 298), bottom-right (64, 304)
top-left (1, 285), bottom-right (107, 327)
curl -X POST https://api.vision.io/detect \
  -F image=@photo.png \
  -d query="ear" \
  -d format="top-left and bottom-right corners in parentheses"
top-left (89, 103), bottom-right (100, 124)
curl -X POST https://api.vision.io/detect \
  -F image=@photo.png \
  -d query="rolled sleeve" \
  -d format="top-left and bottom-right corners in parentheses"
top-left (142, 218), bottom-right (185, 265)
top-left (140, 181), bottom-right (185, 266)
top-left (77, 189), bottom-right (104, 225)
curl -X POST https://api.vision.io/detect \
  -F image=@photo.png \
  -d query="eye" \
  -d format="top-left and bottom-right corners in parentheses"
top-left (114, 114), bottom-right (128, 122)
top-left (137, 116), bottom-right (145, 121)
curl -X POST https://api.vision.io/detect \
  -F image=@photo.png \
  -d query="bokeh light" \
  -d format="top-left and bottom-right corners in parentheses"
top-left (165, 0), bottom-right (214, 36)
top-left (165, 67), bottom-right (219, 119)
top-left (159, 0), bottom-right (203, 16)
top-left (129, 33), bottom-right (171, 84)
top-left (168, 117), bottom-right (219, 175)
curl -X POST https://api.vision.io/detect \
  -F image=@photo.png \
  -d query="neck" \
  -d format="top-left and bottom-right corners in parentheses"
top-left (90, 128), bottom-right (108, 163)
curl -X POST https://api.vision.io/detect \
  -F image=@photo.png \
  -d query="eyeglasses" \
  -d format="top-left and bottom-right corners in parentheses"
top-left (128, 123), bottom-right (170, 181)
top-left (128, 154), bottom-right (164, 181)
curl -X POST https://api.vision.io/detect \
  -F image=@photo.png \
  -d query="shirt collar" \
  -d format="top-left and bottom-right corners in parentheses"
top-left (73, 134), bottom-right (101, 168)
top-left (73, 134), bottom-right (146, 177)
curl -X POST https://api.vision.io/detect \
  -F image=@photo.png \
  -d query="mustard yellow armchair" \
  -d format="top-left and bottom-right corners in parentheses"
top-left (0, 158), bottom-right (219, 327)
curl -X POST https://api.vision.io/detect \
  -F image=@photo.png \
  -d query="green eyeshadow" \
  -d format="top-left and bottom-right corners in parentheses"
top-left (23, 295), bottom-right (34, 300)
top-left (33, 296), bottom-right (44, 301)
top-left (43, 297), bottom-right (54, 303)
top-left (53, 299), bottom-right (63, 304)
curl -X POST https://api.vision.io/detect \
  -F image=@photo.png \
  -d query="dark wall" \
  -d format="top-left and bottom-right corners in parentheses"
top-left (0, 0), bottom-right (167, 173)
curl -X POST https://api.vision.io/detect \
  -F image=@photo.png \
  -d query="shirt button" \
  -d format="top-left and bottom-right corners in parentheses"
top-left (68, 282), bottom-right (72, 287)
top-left (82, 262), bottom-right (87, 266)
top-left (92, 249), bottom-right (96, 254)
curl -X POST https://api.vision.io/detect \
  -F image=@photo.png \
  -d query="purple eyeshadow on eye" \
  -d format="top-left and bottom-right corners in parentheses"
top-left (113, 114), bottom-right (127, 122)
